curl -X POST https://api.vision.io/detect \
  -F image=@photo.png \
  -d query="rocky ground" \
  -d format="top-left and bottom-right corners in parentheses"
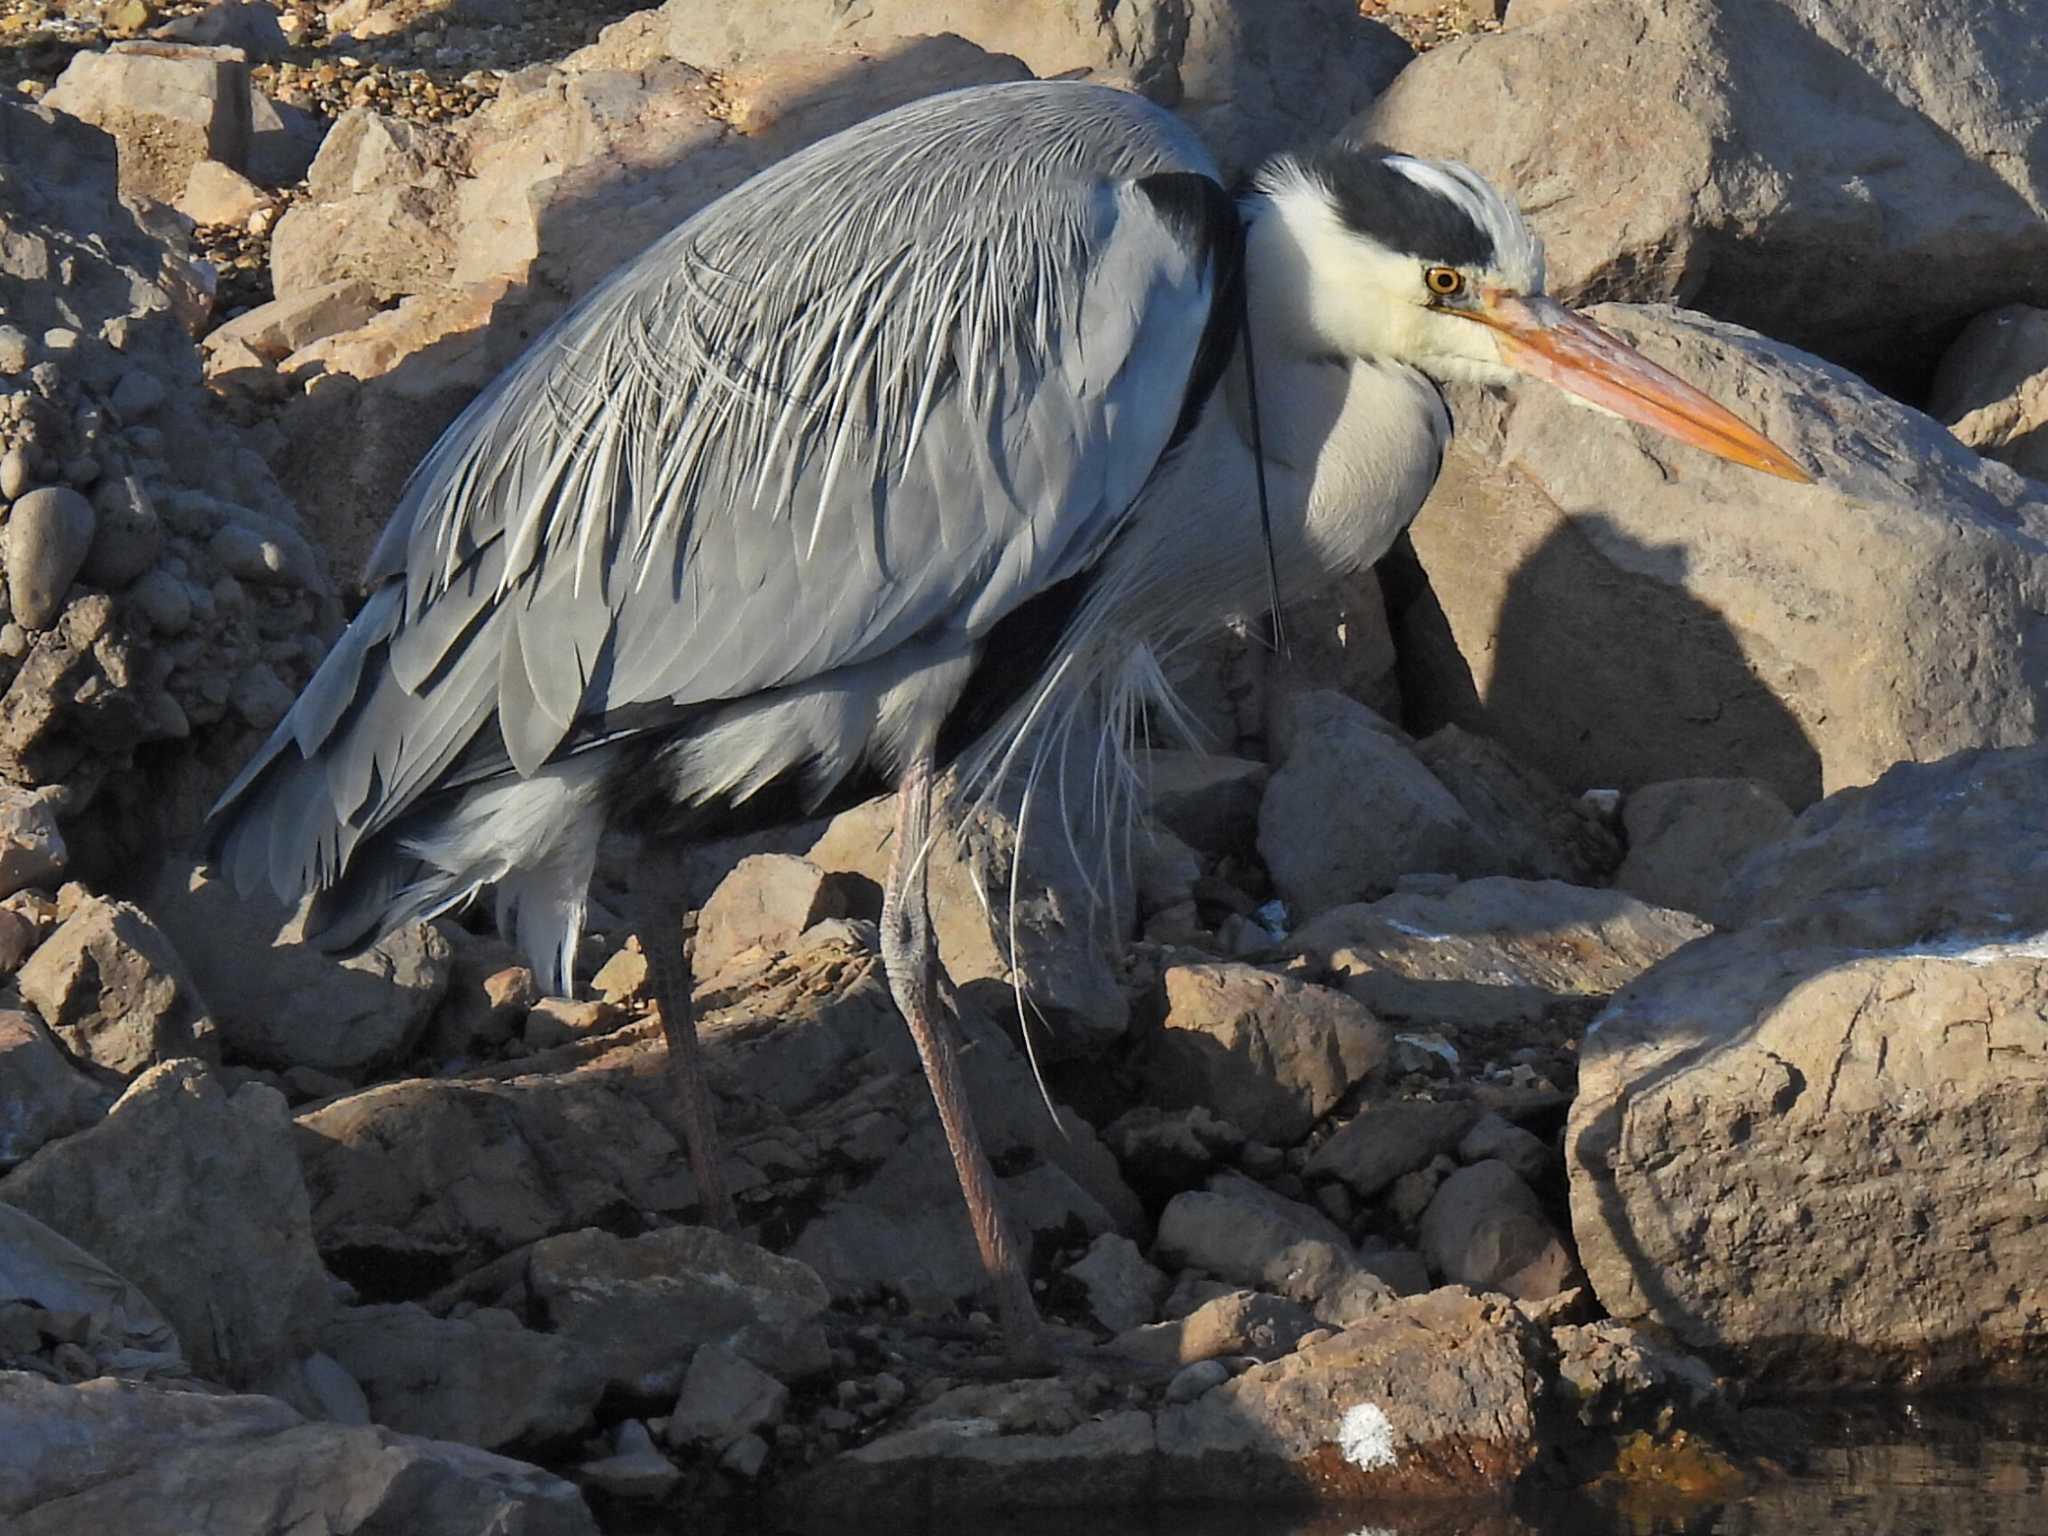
top-left (2, 0), bottom-right (2047, 1532)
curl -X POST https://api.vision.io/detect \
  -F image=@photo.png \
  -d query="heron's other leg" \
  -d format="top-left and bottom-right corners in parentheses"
top-left (632, 869), bottom-right (737, 1233)
top-left (881, 750), bottom-right (1045, 1365)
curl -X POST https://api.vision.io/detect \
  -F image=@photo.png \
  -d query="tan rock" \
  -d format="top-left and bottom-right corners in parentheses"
top-left (1392, 306), bottom-right (2048, 808)
top-left (0, 1010), bottom-right (111, 1169)
top-left (1616, 777), bottom-right (1795, 919)
top-left (1143, 962), bottom-right (1387, 1143)
top-left (0, 786), bottom-right (65, 899)
top-left (203, 280), bottom-right (383, 366)
top-left (173, 159), bottom-right (269, 226)
top-left (43, 42), bottom-right (253, 205)
top-left (694, 854), bottom-right (845, 980)
top-left (1417, 1159), bottom-right (1580, 1301)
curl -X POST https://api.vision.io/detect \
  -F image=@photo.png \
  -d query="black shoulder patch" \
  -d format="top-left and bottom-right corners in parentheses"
top-left (1135, 171), bottom-right (1244, 450)
top-left (1301, 146), bottom-right (1494, 269)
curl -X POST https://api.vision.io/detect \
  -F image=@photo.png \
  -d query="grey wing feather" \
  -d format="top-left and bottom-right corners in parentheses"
top-left (211, 80), bottom-right (1225, 908)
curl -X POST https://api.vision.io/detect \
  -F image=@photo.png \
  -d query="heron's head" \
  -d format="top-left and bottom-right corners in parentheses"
top-left (1247, 146), bottom-right (1809, 481)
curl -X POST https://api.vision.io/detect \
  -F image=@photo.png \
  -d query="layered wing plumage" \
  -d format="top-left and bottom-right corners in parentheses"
top-left (209, 80), bottom-right (1233, 923)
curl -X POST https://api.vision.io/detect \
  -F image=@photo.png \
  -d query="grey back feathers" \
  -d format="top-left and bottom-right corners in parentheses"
top-left (207, 81), bottom-right (1235, 982)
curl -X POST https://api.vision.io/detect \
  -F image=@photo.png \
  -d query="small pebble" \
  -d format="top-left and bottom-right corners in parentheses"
top-left (0, 326), bottom-right (29, 374)
top-left (0, 447), bottom-right (32, 501)
top-left (1165, 1359), bottom-right (1231, 1403)
top-left (6, 485), bottom-right (96, 629)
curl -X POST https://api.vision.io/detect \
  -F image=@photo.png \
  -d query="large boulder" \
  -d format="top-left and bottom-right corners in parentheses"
top-left (1360, 0), bottom-right (2048, 383)
top-left (658, 0), bottom-right (1412, 176)
top-left (0, 1060), bottom-right (332, 1385)
top-left (0, 1373), bottom-right (597, 1535)
top-left (1569, 746), bottom-right (2048, 1385)
top-left (1390, 305), bottom-right (2048, 808)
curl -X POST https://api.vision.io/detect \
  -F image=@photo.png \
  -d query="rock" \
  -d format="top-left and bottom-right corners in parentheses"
top-left (0, 1010), bottom-right (111, 1170)
top-left (1154, 1289), bottom-right (1545, 1500)
top-left (662, 0), bottom-right (1410, 177)
top-left (1140, 962), bottom-right (1388, 1144)
top-left (1552, 1319), bottom-right (1719, 1429)
top-left (1133, 822), bottom-right (1202, 915)
top-left (808, 758), bottom-right (1134, 1054)
top-left (0, 1060), bottom-right (332, 1384)
top-left (590, 942), bottom-right (648, 1006)
top-left (16, 892), bottom-right (216, 1075)
top-left (173, 159), bottom-right (270, 227)
top-left (1113, 1287), bottom-right (1324, 1368)
top-left (694, 854), bottom-right (847, 979)
top-left (1569, 919), bottom-right (2048, 1383)
top-left (1930, 303), bottom-right (2048, 483)
top-left (204, 281), bottom-right (384, 369)
top-left (1415, 725), bottom-right (1622, 885)
top-left (1164, 1358), bottom-right (1230, 1404)
top-left (1259, 691), bottom-right (1503, 918)
top-left (246, 91), bottom-right (323, 187)
top-left (43, 42), bottom-right (255, 206)
top-left (1064, 1233), bottom-right (1166, 1335)
top-left (297, 1070), bottom-right (699, 1286)
top-left (1306, 1100), bottom-right (1481, 1200)
top-left (1360, 0), bottom-right (2048, 384)
top-left (1416, 1160), bottom-right (1579, 1301)
top-left (0, 1372), bottom-right (598, 1533)
top-left (1456, 1111), bottom-right (1555, 1189)
top-left (667, 1342), bottom-right (788, 1448)
top-left (318, 1303), bottom-right (604, 1452)
top-left (1616, 777), bottom-right (1795, 918)
top-left (0, 1204), bottom-right (183, 1377)
top-left (0, 787), bottom-right (65, 898)
top-left (148, 861), bottom-right (449, 1075)
top-left (578, 1418), bottom-right (679, 1501)
top-left (269, 108), bottom-right (465, 302)
top-left (523, 1226), bottom-right (829, 1396)
top-left (1153, 1173), bottom-right (1372, 1317)
top-left (1712, 744), bottom-right (2048, 942)
top-left (153, 0), bottom-right (289, 60)
top-left (81, 476), bottom-right (163, 589)
top-left (6, 486), bottom-right (95, 631)
top-left (108, 369), bottom-right (166, 421)
top-left (1392, 303), bottom-right (2048, 809)
top-left (1140, 750), bottom-right (1268, 858)
top-left (1102, 1104), bottom-right (1244, 1196)
top-left (1291, 877), bottom-right (1709, 1030)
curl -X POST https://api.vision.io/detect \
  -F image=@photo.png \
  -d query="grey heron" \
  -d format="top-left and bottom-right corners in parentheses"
top-left (207, 80), bottom-right (1806, 1363)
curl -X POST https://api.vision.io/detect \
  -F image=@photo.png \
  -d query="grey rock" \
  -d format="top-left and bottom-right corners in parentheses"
top-left (578, 1419), bottom-right (681, 1501)
top-left (1064, 1233), bottom-right (1166, 1335)
top-left (320, 1303), bottom-right (603, 1451)
top-left (1392, 304), bottom-right (2048, 809)
top-left (1292, 877), bottom-right (1710, 1029)
top-left (1140, 961), bottom-right (1388, 1144)
top-left (16, 892), bottom-right (216, 1075)
top-left (1259, 691), bottom-right (1502, 917)
top-left (1163, 1359), bottom-right (1230, 1403)
top-left (1153, 1173), bottom-right (1369, 1317)
top-left (1552, 1319), bottom-right (1719, 1429)
top-left (1616, 776), bottom-right (1795, 919)
top-left (1111, 1289), bottom-right (1320, 1369)
top-left (6, 485), bottom-right (95, 630)
top-left (662, 0), bottom-right (1410, 177)
top-left (1306, 1100), bottom-right (1482, 1200)
top-left (230, 660), bottom-right (295, 729)
top-left (0, 1373), bottom-right (598, 1533)
top-left (0, 1203), bottom-right (182, 1377)
top-left (1929, 303), bottom-right (2048, 483)
top-left (108, 369), bottom-right (166, 421)
top-left (1417, 1160), bottom-right (1580, 1301)
top-left (1362, 0), bottom-right (2048, 381)
top-left (0, 1059), bottom-right (332, 1384)
top-left (0, 332), bottom-right (29, 380)
top-left (81, 475), bottom-right (162, 589)
top-left (0, 1010), bottom-right (111, 1170)
top-left (667, 1342), bottom-right (788, 1447)
top-left (149, 861), bottom-right (448, 1074)
top-left (526, 1226), bottom-right (830, 1397)
top-left (128, 569), bottom-right (192, 634)
top-left (153, 0), bottom-right (289, 61)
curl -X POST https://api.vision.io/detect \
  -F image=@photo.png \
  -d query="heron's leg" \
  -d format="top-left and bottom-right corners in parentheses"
top-left (632, 871), bottom-right (738, 1232)
top-left (881, 751), bottom-right (1045, 1364)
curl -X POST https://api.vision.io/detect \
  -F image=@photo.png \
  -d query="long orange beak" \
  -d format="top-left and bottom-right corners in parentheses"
top-left (1468, 294), bottom-right (1812, 483)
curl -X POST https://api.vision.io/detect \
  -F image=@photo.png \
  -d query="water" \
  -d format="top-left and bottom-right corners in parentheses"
top-left (787, 1396), bottom-right (2048, 1536)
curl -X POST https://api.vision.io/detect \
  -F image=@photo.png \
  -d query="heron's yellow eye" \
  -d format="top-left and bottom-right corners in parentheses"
top-left (1424, 266), bottom-right (1465, 298)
